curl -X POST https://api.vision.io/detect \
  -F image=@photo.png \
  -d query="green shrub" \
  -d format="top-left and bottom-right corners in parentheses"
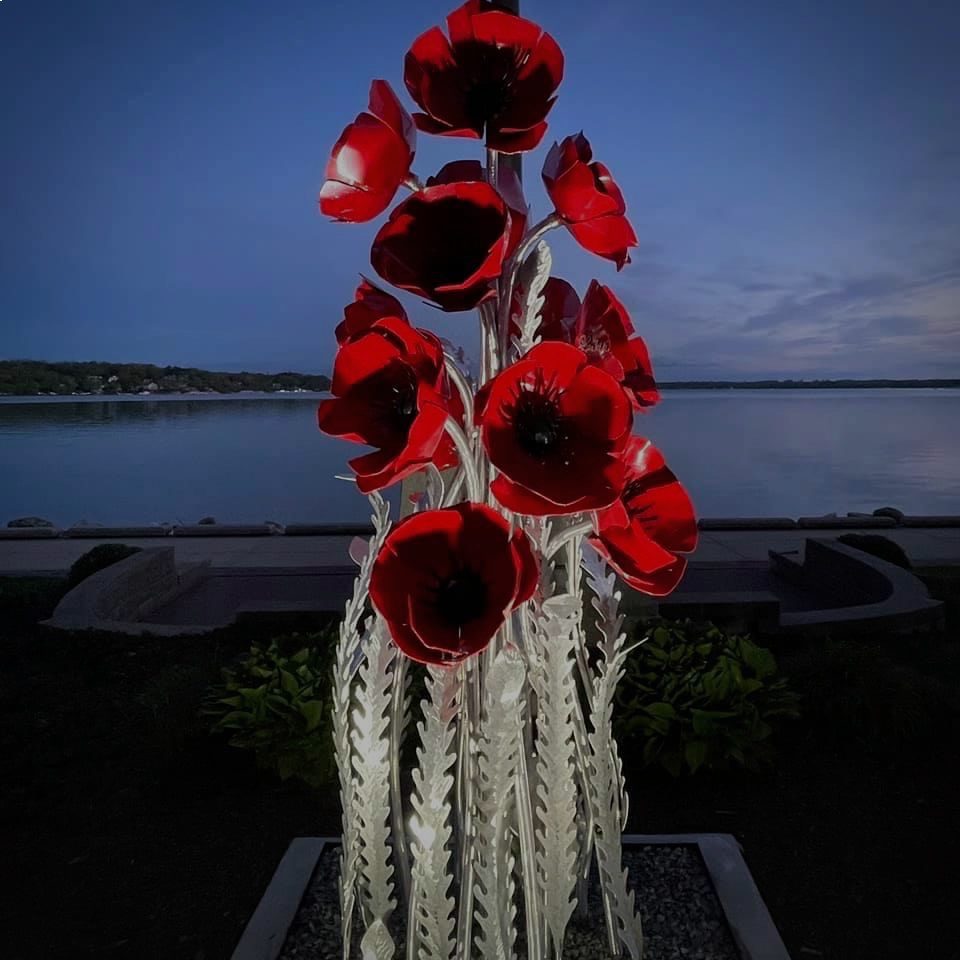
top-left (67, 544), bottom-right (142, 588)
top-left (615, 619), bottom-right (800, 776)
top-left (203, 630), bottom-right (338, 786)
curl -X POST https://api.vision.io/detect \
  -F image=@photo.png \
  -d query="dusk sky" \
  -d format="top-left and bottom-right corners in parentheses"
top-left (2, 0), bottom-right (958, 380)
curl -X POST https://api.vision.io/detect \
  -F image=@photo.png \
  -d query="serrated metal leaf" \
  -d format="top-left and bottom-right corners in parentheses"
top-left (583, 544), bottom-right (645, 959)
top-left (360, 918), bottom-right (395, 960)
top-left (408, 667), bottom-right (461, 960)
top-left (474, 647), bottom-right (525, 960)
top-left (531, 596), bottom-right (580, 956)
top-left (515, 241), bottom-right (552, 357)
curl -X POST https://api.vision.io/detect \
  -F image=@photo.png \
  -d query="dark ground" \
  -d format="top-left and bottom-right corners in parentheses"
top-left (2, 576), bottom-right (958, 960)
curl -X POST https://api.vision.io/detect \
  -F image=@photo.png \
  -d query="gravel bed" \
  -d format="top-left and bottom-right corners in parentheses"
top-left (279, 843), bottom-right (740, 959)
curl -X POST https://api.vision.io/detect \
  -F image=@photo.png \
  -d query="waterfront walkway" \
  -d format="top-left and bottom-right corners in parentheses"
top-left (2, 525), bottom-right (959, 576)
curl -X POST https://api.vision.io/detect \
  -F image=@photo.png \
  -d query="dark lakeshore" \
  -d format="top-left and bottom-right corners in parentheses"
top-left (2, 360), bottom-right (957, 397)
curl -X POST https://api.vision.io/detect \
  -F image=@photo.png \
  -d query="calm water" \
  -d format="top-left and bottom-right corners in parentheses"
top-left (1, 390), bottom-right (958, 526)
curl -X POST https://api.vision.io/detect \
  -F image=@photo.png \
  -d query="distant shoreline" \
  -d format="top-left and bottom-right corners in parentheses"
top-left (2, 381), bottom-right (959, 400)
top-left (0, 390), bottom-right (330, 401)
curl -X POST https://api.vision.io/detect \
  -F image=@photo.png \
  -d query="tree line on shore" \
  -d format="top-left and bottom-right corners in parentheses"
top-left (1, 360), bottom-right (955, 397)
top-left (0, 361), bottom-right (331, 396)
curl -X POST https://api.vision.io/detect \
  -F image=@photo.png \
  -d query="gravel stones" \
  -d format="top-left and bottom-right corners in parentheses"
top-left (279, 844), bottom-right (739, 960)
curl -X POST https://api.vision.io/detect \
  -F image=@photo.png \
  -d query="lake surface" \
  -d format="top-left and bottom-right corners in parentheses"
top-left (1, 389), bottom-right (958, 526)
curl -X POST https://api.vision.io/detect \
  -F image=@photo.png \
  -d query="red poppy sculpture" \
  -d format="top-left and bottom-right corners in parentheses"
top-left (317, 317), bottom-right (462, 492)
top-left (405, 0), bottom-right (563, 153)
top-left (589, 436), bottom-right (698, 595)
top-left (370, 502), bottom-right (537, 663)
top-left (319, 81), bottom-right (416, 223)
top-left (542, 133), bottom-right (638, 269)
top-left (335, 277), bottom-right (409, 344)
top-left (536, 278), bottom-right (660, 409)
top-left (315, 5), bottom-right (697, 957)
top-left (475, 341), bottom-right (633, 515)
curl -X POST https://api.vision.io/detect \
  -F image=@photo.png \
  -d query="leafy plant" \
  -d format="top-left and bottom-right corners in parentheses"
top-left (67, 544), bottom-right (142, 588)
top-left (614, 619), bottom-right (799, 776)
top-left (203, 631), bottom-right (338, 786)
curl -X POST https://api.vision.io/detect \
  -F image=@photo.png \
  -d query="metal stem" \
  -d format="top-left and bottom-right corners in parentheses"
top-left (515, 700), bottom-right (545, 960)
top-left (440, 467), bottom-right (466, 507)
top-left (444, 417), bottom-right (481, 502)
top-left (456, 660), bottom-right (479, 960)
top-left (486, 148), bottom-right (499, 188)
top-left (497, 214), bottom-right (562, 353)
top-left (546, 517), bottom-right (595, 559)
top-left (389, 655), bottom-right (411, 910)
top-left (443, 354), bottom-right (475, 435)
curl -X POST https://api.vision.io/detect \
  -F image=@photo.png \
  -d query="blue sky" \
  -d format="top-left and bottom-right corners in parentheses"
top-left (1, 0), bottom-right (958, 379)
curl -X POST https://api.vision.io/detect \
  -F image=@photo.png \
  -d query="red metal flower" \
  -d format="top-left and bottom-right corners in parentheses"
top-left (535, 279), bottom-right (659, 410)
top-left (319, 80), bottom-right (416, 223)
top-left (427, 160), bottom-right (528, 252)
top-left (370, 502), bottom-right (538, 664)
top-left (335, 277), bottom-right (409, 345)
top-left (542, 133), bottom-right (638, 269)
top-left (371, 179), bottom-right (515, 311)
top-left (316, 317), bottom-right (462, 492)
top-left (404, 0), bottom-right (563, 153)
top-left (476, 341), bottom-right (633, 516)
top-left (589, 437), bottom-right (697, 596)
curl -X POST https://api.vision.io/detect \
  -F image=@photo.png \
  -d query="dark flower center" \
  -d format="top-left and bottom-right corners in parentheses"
top-left (400, 196), bottom-right (505, 288)
top-left (511, 386), bottom-right (567, 460)
top-left (377, 362), bottom-right (418, 432)
top-left (434, 569), bottom-right (487, 626)
top-left (459, 43), bottom-right (522, 128)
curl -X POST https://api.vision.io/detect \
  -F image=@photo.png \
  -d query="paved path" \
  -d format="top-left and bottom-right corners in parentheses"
top-left (2, 527), bottom-right (959, 575)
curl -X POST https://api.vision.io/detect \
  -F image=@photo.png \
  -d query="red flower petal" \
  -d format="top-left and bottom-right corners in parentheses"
top-left (370, 503), bottom-right (533, 663)
top-left (371, 180), bottom-right (512, 311)
top-left (318, 178), bottom-right (395, 224)
top-left (619, 437), bottom-right (698, 554)
top-left (404, 1), bottom-right (562, 153)
top-left (319, 82), bottom-right (414, 223)
top-left (622, 337), bottom-right (660, 409)
top-left (558, 364), bottom-right (632, 444)
top-left (587, 437), bottom-right (697, 596)
top-left (336, 278), bottom-right (409, 344)
top-left (567, 216), bottom-right (638, 270)
top-left (542, 135), bottom-right (638, 268)
top-left (478, 342), bottom-right (631, 516)
top-left (533, 277), bottom-right (581, 342)
top-left (368, 79), bottom-right (416, 155)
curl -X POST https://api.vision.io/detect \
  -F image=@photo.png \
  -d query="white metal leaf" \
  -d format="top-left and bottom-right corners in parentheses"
top-left (351, 621), bottom-right (398, 934)
top-left (474, 647), bottom-right (525, 960)
top-left (408, 667), bottom-right (461, 960)
top-left (531, 596), bottom-right (580, 956)
top-left (360, 918), bottom-right (395, 960)
top-left (332, 492), bottom-right (392, 959)
top-left (583, 544), bottom-right (645, 959)
top-left (515, 241), bottom-right (552, 357)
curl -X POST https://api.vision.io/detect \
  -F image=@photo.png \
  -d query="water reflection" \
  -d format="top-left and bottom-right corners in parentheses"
top-left (1, 390), bottom-right (957, 525)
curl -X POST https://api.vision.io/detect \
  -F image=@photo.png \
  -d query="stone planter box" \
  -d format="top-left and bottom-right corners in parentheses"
top-left (231, 834), bottom-right (789, 960)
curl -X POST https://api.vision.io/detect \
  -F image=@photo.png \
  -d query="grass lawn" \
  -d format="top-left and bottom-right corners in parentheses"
top-left (2, 576), bottom-right (958, 959)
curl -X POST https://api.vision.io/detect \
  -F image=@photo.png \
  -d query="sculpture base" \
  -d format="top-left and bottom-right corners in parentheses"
top-left (231, 835), bottom-right (789, 960)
